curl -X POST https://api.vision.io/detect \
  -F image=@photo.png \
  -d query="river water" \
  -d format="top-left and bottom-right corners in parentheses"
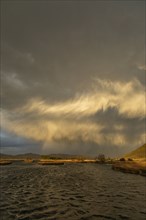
top-left (0, 163), bottom-right (146, 220)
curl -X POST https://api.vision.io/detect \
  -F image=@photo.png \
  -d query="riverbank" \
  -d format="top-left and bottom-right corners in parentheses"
top-left (0, 158), bottom-right (98, 165)
top-left (38, 159), bottom-right (96, 165)
top-left (0, 160), bottom-right (12, 165)
top-left (112, 160), bottom-right (146, 176)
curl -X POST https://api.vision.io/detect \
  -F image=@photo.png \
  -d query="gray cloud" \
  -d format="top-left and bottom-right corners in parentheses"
top-left (1, 1), bottom-right (145, 155)
top-left (1, 78), bottom-right (145, 156)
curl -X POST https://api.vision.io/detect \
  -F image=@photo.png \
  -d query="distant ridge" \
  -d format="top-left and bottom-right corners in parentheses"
top-left (125, 143), bottom-right (146, 159)
top-left (0, 153), bottom-right (92, 160)
top-left (0, 153), bottom-right (40, 159)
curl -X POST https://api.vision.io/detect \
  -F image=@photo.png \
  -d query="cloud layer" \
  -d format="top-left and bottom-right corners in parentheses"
top-left (2, 79), bottom-right (145, 156)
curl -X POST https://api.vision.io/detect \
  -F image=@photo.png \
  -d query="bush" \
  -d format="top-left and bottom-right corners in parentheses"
top-left (128, 158), bottom-right (133, 161)
top-left (119, 158), bottom-right (126, 161)
top-left (97, 154), bottom-right (105, 162)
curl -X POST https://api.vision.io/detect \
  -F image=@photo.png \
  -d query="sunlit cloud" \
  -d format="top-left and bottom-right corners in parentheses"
top-left (1, 78), bottom-right (145, 152)
top-left (20, 78), bottom-right (145, 119)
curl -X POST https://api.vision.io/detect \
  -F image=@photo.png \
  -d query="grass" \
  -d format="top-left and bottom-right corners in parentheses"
top-left (112, 160), bottom-right (146, 176)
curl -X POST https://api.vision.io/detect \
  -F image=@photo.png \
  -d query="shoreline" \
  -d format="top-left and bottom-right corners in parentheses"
top-left (0, 160), bottom-right (12, 165)
top-left (112, 161), bottom-right (146, 176)
top-left (1, 158), bottom-right (146, 177)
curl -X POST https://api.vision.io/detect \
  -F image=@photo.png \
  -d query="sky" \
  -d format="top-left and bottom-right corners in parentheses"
top-left (1, 0), bottom-right (145, 156)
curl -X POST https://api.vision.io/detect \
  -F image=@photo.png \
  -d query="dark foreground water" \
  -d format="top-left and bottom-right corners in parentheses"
top-left (0, 163), bottom-right (146, 220)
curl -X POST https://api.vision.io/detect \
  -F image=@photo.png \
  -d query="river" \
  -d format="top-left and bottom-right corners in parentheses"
top-left (0, 163), bottom-right (146, 220)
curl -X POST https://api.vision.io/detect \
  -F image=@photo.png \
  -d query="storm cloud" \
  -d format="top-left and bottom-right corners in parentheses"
top-left (1, 0), bottom-right (145, 156)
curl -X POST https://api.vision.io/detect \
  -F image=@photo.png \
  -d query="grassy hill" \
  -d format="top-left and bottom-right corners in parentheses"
top-left (125, 143), bottom-right (146, 159)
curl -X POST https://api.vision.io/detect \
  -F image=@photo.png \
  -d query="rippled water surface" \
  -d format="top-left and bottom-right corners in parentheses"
top-left (0, 163), bottom-right (146, 220)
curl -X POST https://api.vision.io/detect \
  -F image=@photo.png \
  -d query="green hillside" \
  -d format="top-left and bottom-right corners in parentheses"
top-left (125, 143), bottom-right (146, 159)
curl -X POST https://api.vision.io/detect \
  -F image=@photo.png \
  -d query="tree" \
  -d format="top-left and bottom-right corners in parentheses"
top-left (119, 158), bottom-right (126, 161)
top-left (97, 154), bottom-right (105, 162)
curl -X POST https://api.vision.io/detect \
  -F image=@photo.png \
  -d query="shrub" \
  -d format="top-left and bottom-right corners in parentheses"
top-left (97, 154), bottom-right (105, 162)
top-left (119, 158), bottom-right (126, 161)
top-left (128, 158), bottom-right (133, 161)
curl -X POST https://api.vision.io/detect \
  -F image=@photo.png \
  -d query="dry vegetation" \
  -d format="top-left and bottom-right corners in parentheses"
top-left (38, 159), bottom-right (96, 164)
top-left (112, 160), bottom-right (146, 176)
top-left (0, 160), bottom-right (12, 165)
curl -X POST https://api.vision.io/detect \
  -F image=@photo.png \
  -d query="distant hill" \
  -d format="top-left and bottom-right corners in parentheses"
top-left (41, 154), bottom-right (91, 160)
top-left (125, 143), bottom-right (146, 159)
top-left (0, 153), bottom-right (91, 160)
top-left (0, 153), bottom-right (40, 159)
top-left (0, 153), bottom-right (13, 159)
top-left (15, 153), bottom-right (41, 159)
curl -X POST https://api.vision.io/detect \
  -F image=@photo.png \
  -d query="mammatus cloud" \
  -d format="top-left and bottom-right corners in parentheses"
top-left (1, 79), bottom-right (145, 154)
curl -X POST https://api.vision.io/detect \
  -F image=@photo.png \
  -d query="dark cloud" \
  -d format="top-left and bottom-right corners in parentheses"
top-left (0, 129), bottom-right (42, 155)
top-left (1, 1), bottom-right (145, 155)
top-left (91, 107), bottom-right (145, 143)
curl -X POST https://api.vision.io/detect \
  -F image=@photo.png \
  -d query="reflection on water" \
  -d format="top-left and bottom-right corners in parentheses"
top-left (0, 163), bottom-right (146, 220)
